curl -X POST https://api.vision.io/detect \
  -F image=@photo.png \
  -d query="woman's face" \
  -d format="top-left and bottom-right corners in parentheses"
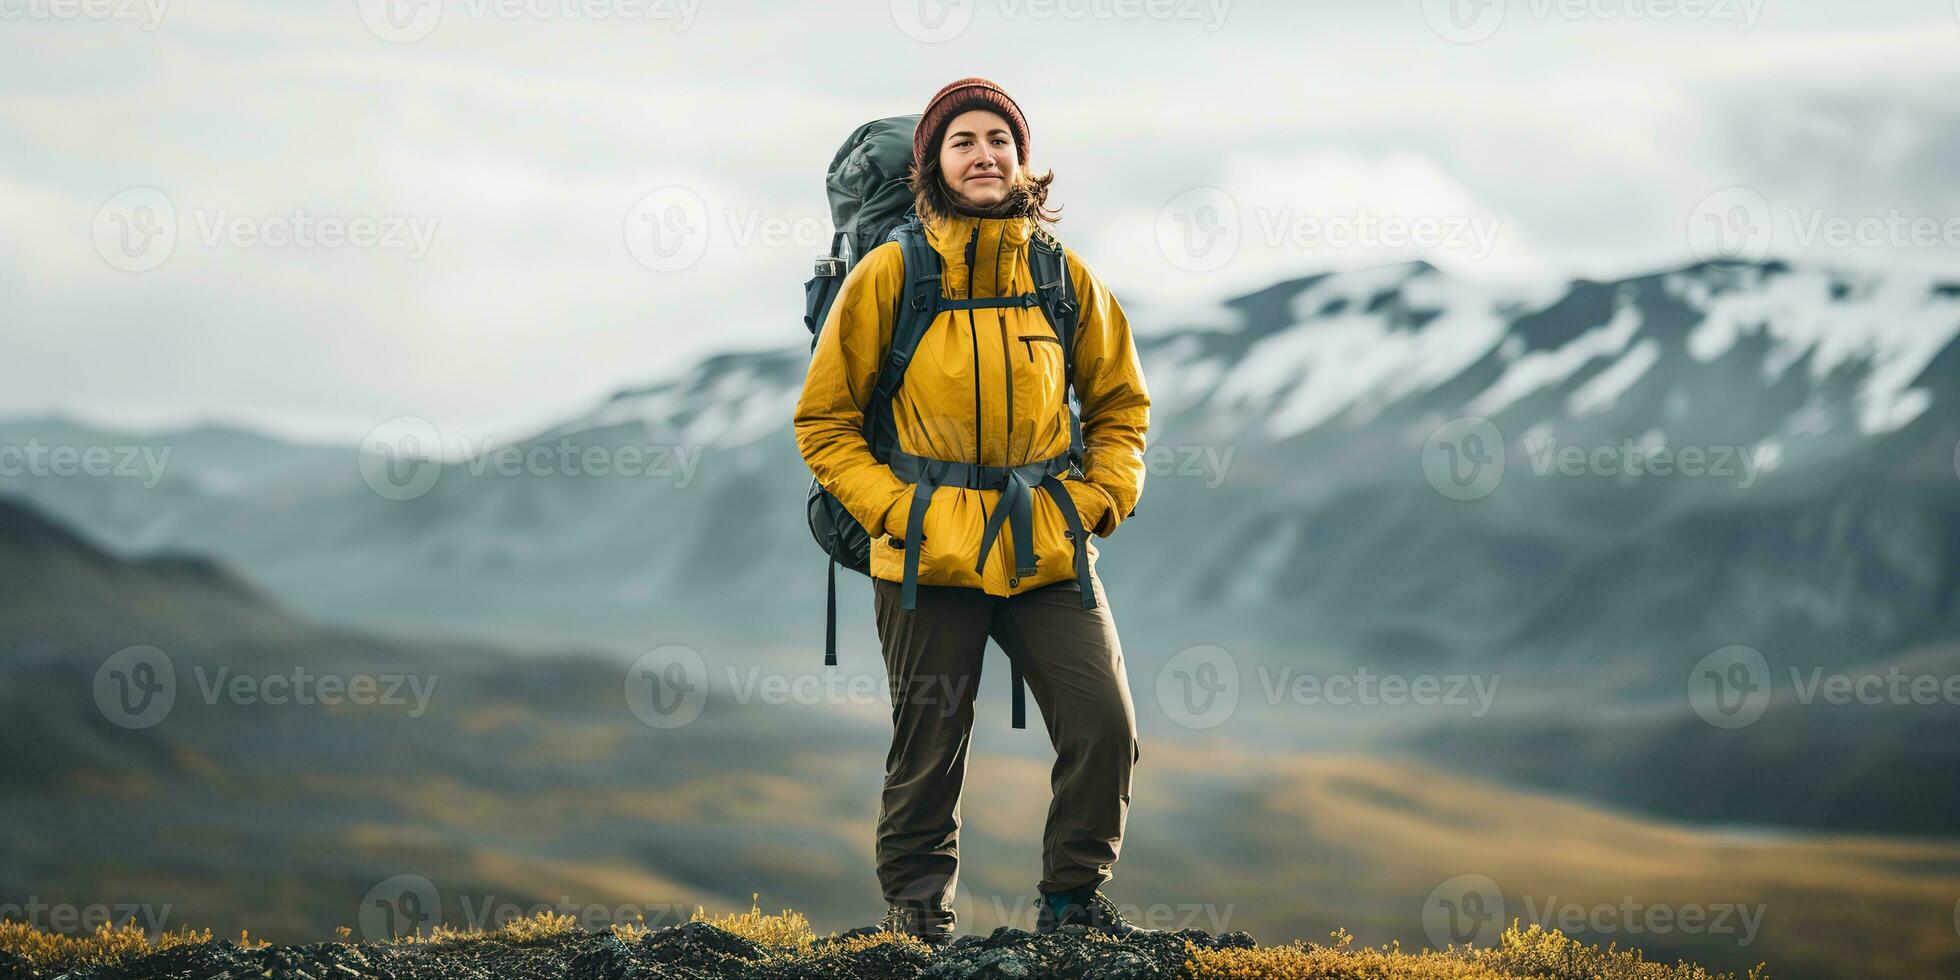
top-left (937, 108), bottom-right (1019, 210)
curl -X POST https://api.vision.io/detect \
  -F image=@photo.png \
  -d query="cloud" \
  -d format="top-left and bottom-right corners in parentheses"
top-left (1, 0), bottom-right (1957, 442)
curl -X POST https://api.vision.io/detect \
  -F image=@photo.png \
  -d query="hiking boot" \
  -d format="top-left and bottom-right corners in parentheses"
top-left (1037, 887), bottom-right (1159, 939)
top-left (840, 904), bottom-right (954, 948)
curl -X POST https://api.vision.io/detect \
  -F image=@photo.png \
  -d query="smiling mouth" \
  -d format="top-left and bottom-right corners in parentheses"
top-left (969, 174), bottom-right (1001, 181)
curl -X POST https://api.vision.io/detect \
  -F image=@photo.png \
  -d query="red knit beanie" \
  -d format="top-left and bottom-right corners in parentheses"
top-left (913, 77), bottom-right (1031, 174)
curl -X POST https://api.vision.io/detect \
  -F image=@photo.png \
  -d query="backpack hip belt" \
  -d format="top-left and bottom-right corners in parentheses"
top-left (887, 446), bottom-right (1090, 730)
top-left (888, 447), bottom-right (1092, 609)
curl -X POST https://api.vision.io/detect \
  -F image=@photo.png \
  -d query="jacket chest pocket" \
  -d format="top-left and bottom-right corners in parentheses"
top-left (1016, 334), bottom-right (1063, 364)
top-left (1012, 333), bottom-right (1068, 441)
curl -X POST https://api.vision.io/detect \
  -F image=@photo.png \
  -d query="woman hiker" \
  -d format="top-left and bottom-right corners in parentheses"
top-left (793, 77), bottom-right (1153, 946)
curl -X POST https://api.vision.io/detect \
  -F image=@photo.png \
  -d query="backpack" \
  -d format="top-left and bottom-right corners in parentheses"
top-left (801, 114), bottom-right (1085, 729)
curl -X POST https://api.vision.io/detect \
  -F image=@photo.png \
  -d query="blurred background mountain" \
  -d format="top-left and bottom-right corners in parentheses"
top-left (5, 257), bottom-right (1959, 980)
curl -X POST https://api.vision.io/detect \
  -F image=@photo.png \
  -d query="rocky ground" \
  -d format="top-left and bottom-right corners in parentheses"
top-left (0, 920), bottom-right (1258, 980)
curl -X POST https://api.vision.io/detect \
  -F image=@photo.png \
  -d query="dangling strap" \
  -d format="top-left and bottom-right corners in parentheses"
top-left (973, 469), bottom-right (1040, 579)
top-left (824, 555), bottom-right (839, 667)
top-left (1010, 658), bottom-right (1026, 729)
top-left (1040, 474), bottom-right (1096, 610)
top-left (899, 472), bottom-right (938, 610)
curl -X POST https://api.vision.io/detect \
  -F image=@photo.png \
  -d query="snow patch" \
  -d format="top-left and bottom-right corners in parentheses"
top-left (1566, 338), bottom-right (1660, 418)
top-left (1684, 268), bottom-right (1959, 434)
top-left (1468, 303), bottom-right (1643, 417)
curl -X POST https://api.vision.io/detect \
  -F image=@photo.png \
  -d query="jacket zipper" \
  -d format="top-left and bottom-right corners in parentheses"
top-left (996, 232), bottom-right (1012, 454)
top-left (965, 227), bottom-right (981, 463)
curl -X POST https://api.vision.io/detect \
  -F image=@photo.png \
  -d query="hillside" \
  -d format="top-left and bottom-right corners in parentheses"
top-left (5, 495), bottom-right (1954, 978)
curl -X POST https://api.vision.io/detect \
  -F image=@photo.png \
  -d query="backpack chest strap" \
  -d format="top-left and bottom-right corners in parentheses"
top-left (936, 293), bottom-right (1041, 312)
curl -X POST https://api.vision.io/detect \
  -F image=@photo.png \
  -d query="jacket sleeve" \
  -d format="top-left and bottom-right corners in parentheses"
top-left (1064, 247), bottom-right (1150, 538)
top-left (793, 242), bottom-right (915, 540)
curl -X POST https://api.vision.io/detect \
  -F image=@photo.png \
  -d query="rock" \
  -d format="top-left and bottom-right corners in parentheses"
top-left (0, 948), bottom-right (37, 980)
top-left (639, 920), bottom-right (768, 966)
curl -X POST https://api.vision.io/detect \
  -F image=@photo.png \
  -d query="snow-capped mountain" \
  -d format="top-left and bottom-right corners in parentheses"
top-left (5, 260), bottom-right (1957, 691)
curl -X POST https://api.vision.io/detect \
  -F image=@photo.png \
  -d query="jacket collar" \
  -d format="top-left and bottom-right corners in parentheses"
top-left (921, 210), bottom-right (1034, 299)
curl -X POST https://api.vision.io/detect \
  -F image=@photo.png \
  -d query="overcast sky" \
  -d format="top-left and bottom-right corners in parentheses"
top-left (3, 0), bottom-right (1957, 447)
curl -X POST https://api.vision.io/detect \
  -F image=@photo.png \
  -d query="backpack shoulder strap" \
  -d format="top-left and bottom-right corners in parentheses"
top-left (863, 215), bottom-right (942, 459)
top-left (1028, 230), bottom-right (1086, 468)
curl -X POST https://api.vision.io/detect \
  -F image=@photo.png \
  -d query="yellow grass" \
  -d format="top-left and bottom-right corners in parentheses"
top-left (1186, 923), bottom-right (1769, 980)
top-left (0, 918), bottom-right (242, 970)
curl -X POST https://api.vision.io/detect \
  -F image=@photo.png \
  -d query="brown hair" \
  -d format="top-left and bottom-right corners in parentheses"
top-left (906, 151), bottom-right (1062, 230)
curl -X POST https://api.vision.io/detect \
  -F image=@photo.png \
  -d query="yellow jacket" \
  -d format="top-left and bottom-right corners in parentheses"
top-left (793, 210), bottom-right (1150, 597)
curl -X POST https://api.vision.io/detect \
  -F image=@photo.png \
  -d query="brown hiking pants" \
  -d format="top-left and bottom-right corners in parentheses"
top-left (872, 570), bottom-right (1141, 922)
